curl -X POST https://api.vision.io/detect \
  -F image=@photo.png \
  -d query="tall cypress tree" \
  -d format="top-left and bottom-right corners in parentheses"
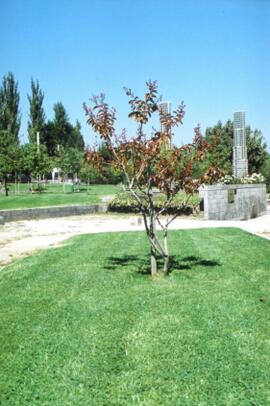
top-left (0, 72), bottom-right (21, 142)
top-left (53, 102), bottom-right (71, 147)
top-left (27, 79), bottom-right (46, 144)
top-left (52, 103), bottom-right (85, 151)
top-left (69, 120), bottom-right (85, 151)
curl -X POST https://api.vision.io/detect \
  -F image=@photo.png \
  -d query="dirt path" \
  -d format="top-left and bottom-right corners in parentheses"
top-left (1, 213), bottom-right (269, 269)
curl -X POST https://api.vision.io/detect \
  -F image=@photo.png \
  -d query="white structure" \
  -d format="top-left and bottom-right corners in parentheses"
top-left (52, 168), bottom-right (60, 182)
top-left (233, 111), bottom-right (248, 177)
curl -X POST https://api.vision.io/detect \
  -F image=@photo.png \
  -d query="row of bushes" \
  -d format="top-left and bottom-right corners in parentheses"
top-left (108, 191), bottom-right (200, 215)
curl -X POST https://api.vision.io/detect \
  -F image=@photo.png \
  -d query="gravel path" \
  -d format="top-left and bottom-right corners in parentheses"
top-left (1, 212), bottom-right (270, 269)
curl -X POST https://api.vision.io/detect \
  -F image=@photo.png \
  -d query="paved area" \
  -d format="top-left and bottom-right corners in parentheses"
top-left (0, 211), bottom-right (270, 269)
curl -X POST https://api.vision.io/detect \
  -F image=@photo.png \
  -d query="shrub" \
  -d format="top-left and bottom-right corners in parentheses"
top-left (219, 173), bottom-right (265, 185)
top-left (108, 191), bottom-right (200, 215)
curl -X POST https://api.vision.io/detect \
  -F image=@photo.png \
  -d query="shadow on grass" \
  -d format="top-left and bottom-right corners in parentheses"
top-left (105, 254), bottom-right (220, 275)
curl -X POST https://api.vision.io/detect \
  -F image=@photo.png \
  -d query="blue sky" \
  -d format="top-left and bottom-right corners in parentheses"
top-left (1, 0), bottom-right (269, 148)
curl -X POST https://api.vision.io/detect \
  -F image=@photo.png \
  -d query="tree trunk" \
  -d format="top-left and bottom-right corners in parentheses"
top-left (63, 177), bottom-right (66, 193)
top-left (163, 229), bottom-right (170, 274)
top-left (163, 255), bottom-right (169, 274)
top-left (149, 206), bottom-right (158, 276)
top-left (4, 177), bottom-right (9, 196)
top-left (151, 245), bottom-right (157, 276)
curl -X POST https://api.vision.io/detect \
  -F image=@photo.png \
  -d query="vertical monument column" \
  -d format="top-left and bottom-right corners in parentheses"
top-left (233, 111), bottom-right (248, 178)
top-left (158, 101), bottom-right (172, 148)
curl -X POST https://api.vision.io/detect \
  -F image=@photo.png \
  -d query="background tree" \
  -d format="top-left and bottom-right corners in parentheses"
top-left (43, 103), bottom-right (85, 155)
top-left (52, 102), bottom-right (71, 147)
top-left (0, 130), bottom-right (20, 196)
top-left (203, 121), bottom-right (268, 175)
top-left (27, 79), bottom-right (46, 144)
top-left (245, 127), bottom-right (268, 174)
top-left (262, 155), bottom-right (270, 192)
top-left (82, 143), bottom-right (122, 185)
top-left (69, 120), bottom-right (85, 151)
top-left (43, 121), bottom-right (56, 156)
top-left (54, 146), bottom-right (83, 192)
top-left (0, 72), bottom-right (21, 141)
top-left (21, 143), bottom-right (52, 191)
top-left (204, 120), bottom-right (233, 174)
top-left (84, 81), bottom-right (219, 276)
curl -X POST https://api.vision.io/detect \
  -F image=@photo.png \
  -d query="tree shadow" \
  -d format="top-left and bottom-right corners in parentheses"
top-left (105, 254), bottom-right (220, 275)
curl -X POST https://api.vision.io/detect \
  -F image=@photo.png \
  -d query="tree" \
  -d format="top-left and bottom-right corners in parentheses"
top-left (203, 121), bottom-right (268, 175)
top-left (43, 120), bottom-right (56, 156)
top-left (0, 72), bottom-right (21, 141)
top-left (0, 130), bottom-right (20, 196)
top-left (43, 103), bottom-right (85, 155)
top-left (52, 102), bottom-right (70, 146)
top-left (21, 143), bottom-right (52, 191)
top-left (204, 121), bottom-right (233, 174)
top-left (27, 79), bottom-right (46, 144)
top-left (262, 154), bottom-right (270, 192)
top-left (54, 146), bottom-right (83, 192)
top-left (246, 127), bottom-right (268, 174)
top-left (84, 81), bottom-right (219, 276)
top-left (69, 120), bottom-right (85, 151)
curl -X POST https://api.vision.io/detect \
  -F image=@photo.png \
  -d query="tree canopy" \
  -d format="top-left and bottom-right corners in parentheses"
top-left (203, 120), bottom-right (268, 175)
top-left (0, 72), bottom-right (21, 142)
top-left (27, 79), bottom-right (46, 144)
top-left (84, 81), bottom-right (220, 275)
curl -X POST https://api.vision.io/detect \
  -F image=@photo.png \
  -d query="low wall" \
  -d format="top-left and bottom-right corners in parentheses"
top-left (199, 184), bottom-right (267, 220)
top-left (0, 203), bottom-right (108, 223)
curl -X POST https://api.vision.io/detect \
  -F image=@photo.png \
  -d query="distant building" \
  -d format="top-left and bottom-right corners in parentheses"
top-left (233, 111), bottom-right (248, 177)
top-left (158, 101), bottom-right (172, 147)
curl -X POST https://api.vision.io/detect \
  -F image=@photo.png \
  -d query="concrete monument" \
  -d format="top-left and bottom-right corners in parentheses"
top-left (233, 111), bottom-right (248, 178)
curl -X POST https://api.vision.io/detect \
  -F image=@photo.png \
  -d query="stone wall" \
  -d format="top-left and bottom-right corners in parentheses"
top-left (0, 203), bottom-right (108, 223)
top-left (199, 184), bottom-right (267, 220)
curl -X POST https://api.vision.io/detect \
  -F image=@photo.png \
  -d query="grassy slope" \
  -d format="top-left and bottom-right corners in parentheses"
top-left (0, 229), bottom-right (269, 405)
top-left (0, 184), bottom-right (119, 210)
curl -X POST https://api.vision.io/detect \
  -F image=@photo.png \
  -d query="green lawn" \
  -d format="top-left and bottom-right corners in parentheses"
top-left (0, 229), bottom-right (269, 405)
top-left (0, 183), bottom-right (119, 210)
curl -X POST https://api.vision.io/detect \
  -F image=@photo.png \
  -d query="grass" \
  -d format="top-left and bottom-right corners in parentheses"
top-left (0, 228), bottom-right (269, 405)
top-left (0, 183), bottom-right (119, 210)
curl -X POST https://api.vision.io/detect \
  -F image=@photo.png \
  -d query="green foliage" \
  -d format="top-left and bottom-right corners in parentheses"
top-left (0, 130), bottom-right (20, 195)
top-left (21, 143), bottom-right (52, 181)
top-left (71, 120), bottom-right (85, 151)
top-left (0, 72), bottom-right (21, 141)
top-left (0, 229), bottom-right (269, 404)
top-left (82, 143), bottom-right (122, 185)
top-left (204, 120), bottom-right (233, 174)
top-left (80, 164), bottom-right (121, 184)
top-left (53, 102), bottom-right (71, 147)
top-left (262, 155), bottom-right (270, 192)
top-left (109, 191), bottom-right (200, 214)
top-left (45, 103), bottom-right (85, 155)
top-left (246, 127), bottom-right (268, 174)
top-left (203, 121), bottom-right (268, 176)
top-left (27, 79), bottom-right (46, 144)
top-left (54, 146), bottom-right (83, 180)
